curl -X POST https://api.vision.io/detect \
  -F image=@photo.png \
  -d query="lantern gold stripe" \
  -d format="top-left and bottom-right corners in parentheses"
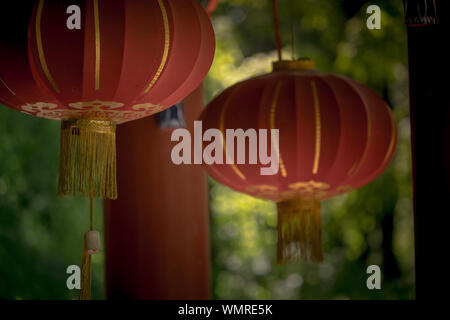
top-left (382, 105), bottom-right (396, 165)
top-left (270, 81), bottom-right (287, 177)
top-left (36, 0), bottom-right (60, 94)
top-left (347, 161), bottom-right (358, 177)
top-left (93, 0), bottom-right (100, 91)
top-left (219, 90), bottom-right (246, 180)
top-left (311, 81), bottom-right (321, 175)
top-left (346, 80), bottom-right (371, 177)
top-left (0, 76), bottom-right (16, 96)
top-left (144, 0), bottom-right (170, 94)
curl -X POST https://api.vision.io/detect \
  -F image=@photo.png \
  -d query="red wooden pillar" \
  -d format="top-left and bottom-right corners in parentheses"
top-left (104, 84), bottom-right (210, 299)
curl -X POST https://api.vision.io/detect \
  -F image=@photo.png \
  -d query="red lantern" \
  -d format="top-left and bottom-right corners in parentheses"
top-left (200, 59), bottom-right (397, 263)
top-left (0, 0), bottom-right (215, 299)
top-left (0, 0), bottom-right (215, 197)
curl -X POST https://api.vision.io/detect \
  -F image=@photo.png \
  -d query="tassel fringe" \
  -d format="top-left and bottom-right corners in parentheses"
top-left (58, 119), bottom-right (117, 199)
top-left (79, 236), bottom-right (92, 300)
top-left (276, 198), bottom-right (323, 264)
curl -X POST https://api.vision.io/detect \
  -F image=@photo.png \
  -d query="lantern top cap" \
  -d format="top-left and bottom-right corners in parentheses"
top-left (272, 58), bottom-right (316, 72)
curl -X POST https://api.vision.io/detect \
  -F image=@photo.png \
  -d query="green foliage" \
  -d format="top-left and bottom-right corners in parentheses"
top-left (0, 109), bottom-right (104, 299)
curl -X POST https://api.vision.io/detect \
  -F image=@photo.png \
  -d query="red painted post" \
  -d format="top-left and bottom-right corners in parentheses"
top-left (104, 85), bottom-right (210, 299)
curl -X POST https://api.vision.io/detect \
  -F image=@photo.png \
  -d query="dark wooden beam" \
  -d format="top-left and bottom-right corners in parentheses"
top-left (403, 0), bottom-right (449, 299)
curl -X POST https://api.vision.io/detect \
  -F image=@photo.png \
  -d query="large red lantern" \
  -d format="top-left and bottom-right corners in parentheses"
top-left (200, 59), bottom-right (397, 263)
top-left (0, 0), bottom-right (215, 198)
top-left (0, 0), bottom-right (215, 299)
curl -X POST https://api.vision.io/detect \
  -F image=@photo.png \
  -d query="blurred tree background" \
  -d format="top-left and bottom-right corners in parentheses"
top-left (0, 0), bottom-right (414, 299)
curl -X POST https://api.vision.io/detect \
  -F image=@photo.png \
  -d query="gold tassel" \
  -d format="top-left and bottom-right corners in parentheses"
top-left (58, 119), bottom-right (117, 199)
top-left (79, 196), bottom-right (101, 300)
top-left (276, 198), bottom-right (323, 264)
top-left (79, 236), bottom-right (92, 300)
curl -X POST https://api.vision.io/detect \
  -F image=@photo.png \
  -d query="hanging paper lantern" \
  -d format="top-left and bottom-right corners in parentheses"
top-left (1, 0), bottom-right (214, 197)
top-left (200, 59), bottom-right (397, 263)
top-left (0, 0), bottom-right (215, 299)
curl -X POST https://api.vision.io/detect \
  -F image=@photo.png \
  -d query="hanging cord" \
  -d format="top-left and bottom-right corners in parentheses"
top-left (90, 196), bottom-right (94, 231)
top-left (290, 0), bottom-right (295, 60)
top-left (205, 0), bottom-right (218, 16)
top-left (272, 0), bottom-right (283, 61)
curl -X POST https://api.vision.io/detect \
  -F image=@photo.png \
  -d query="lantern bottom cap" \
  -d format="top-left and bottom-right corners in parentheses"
top-left (58, 118), bottom-right (117, 199)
